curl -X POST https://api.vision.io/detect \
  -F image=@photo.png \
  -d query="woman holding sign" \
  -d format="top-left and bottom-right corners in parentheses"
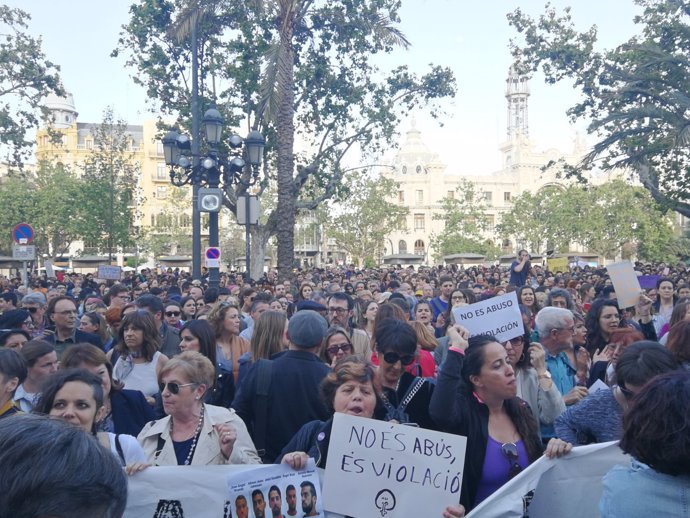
top-left (430, 328), bottom-right (572, 512)
top-left (279, 356), bottom-right (466, 518)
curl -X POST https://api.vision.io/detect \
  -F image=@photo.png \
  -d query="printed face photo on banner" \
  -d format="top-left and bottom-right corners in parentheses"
top-left (451, 291), bottom-right (523, 342)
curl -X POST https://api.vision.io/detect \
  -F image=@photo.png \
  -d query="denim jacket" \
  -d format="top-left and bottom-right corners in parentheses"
top-left (600, 459), bottom-right (690, 518)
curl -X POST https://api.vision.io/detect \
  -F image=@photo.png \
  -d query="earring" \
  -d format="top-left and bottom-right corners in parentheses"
top-left (195, 396), bottom-right (200, 400)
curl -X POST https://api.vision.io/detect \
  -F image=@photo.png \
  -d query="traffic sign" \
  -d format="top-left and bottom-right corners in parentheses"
top-left (12, 244), bottom-right (36, 261)
top-left (205, 247), bottom-right (221, 268)
top-left (12, 223), bottom-right (34, 244)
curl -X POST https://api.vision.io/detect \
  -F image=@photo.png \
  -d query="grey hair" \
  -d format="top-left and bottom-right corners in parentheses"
top-left (546, 288), bottom-right (574, 310)
top-left (535, 307), bottom-right (574, 336)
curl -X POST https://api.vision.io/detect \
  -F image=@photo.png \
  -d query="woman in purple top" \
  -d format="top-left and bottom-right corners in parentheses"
top-left (430, 330), bottom-right (572, 512)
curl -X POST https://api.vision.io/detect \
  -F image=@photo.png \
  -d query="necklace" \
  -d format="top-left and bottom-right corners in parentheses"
top-left (170, 404), bottom-right (205, 465)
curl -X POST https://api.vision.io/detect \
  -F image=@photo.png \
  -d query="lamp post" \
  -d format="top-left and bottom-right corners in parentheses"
top-left (162, 109), bottom-right (265, 288)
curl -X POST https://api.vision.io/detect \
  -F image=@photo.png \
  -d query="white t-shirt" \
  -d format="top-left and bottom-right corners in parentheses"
top-left (107, 432), bottom-right (147, 465)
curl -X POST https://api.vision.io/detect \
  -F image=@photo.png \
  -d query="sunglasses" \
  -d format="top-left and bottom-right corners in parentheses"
top-left (24, 306), bottom-right (40, 313)
top-left (159, 381), bottom-right (196, 395)
top-left (383, 352), bottom-right (415, 366)
top-left (501, 442), bottom-right (523, 479)
top-left (165, 311), bottom-right (181, 317)
top-left (327, 343), bottom-right (352, 356)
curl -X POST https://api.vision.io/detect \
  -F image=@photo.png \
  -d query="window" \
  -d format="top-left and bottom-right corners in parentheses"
top-left (415, 190), bottom-right (424, 204)
top-left (156, 163), bottom-right (167, 180)
top-left (447, 190), bottom-right (455, 199)
top-left (504, 191), bottom-right (511, 202)
top-left (414, 239), bottom-right (425, 256)
top-left (156, 141), bottom-right (164, 155)
top-left (151, 214), bottom-right (156, 227)
top-left (485, 214), bottom-right (495, 232)
top-left (156, 186), bottom-right (167, 199)
top-left (398, 240), bottom-right (408, 254)
top-left (414, 213), bottom-right (425, 230)
top-left (398, 190), bottom-right (405, 204)
top-left (482, 191), bottom-right (493, 203)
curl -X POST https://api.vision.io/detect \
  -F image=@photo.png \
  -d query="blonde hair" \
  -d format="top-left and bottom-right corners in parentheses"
top-left (410, 320), bottom-right (438, 351)
top-left (159, 351), bottom-right (215, 391)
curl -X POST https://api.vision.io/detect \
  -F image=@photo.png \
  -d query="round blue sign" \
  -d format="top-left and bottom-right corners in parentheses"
top-left (206, 247), bottom-right (220, 259)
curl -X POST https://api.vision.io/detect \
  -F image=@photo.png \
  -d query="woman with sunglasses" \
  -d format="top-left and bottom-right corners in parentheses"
top-left (431, 329), bottom-right (572, 512)
top-left (138, 351), bottom-right (260, 466)
top-left (164, 301), bottom-right (183, 330)
top-left (502, 332), bottom-right (565, 436)
top-left (374, 319), bottom-right (437, 430)
top-left (320, 326), bottom-right (353, 367)
top-left (34, 368), bottom-right (148, 471)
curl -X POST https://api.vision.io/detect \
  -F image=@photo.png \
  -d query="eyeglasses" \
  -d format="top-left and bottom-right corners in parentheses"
top-left (503, 336), bottom-right (524, 347)
top-left (327, 343), bottom-right (352, 356)
top-left (159, 381), bottom-right (196, 395)
top-left (24, 306), bottom-right (40, 313)
top-left (165, 311), bottom-right (181, 317)
top-left (452, 295), bottom-right (466, 301)
top-left (327, 307), bottom-right (348, 315)
top-left (556, 325), bottom-right (575, 334)
top-left (383, 352), bottom-right (415, 366)
top-left (501, 442), bottom-right (523, 479)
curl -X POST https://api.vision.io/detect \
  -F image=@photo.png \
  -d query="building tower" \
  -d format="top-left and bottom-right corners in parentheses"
top-left (505, 67), bottom-right (529, 139)
top-left (43, 92), bottom-right (78, 129)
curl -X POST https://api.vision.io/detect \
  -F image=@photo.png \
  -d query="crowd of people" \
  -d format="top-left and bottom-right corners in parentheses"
top-left (1, 252), bottom-right (689, 518)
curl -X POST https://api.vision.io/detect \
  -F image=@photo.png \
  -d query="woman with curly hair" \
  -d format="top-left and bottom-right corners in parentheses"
top-left (207, 303), bottom-right (249, 383)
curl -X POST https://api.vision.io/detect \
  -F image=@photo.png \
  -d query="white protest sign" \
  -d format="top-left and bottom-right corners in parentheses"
top-left (323, 413), bottom-right (467, 518)
top-left (467, 441), bottom-right (629, 518)
top-left (451, 291), bottom-right (523, 342)
top-left (227, 460), bottom-right (324, 518)
top-left (606, 261), bottom-right (641, 309)
top-left (588, 379), bottom-right (609, 395)
top-left (97, 265), bottom-right (122, 281)
top-left (125, 465), bottom-right (346, 518)
top-left (44, 260), bottom-right (55, 278)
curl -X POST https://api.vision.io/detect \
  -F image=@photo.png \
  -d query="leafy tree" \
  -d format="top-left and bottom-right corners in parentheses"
top-left (431, 180), bottom-right (502, 262)
top-left (115, 0), bottom-right (456, 277)
top-left (508, 1), bottom-right (690, 217)
top-left (0, 5), bottom-right (63, 164)
top-left (498, 179), bottom-right (677, 261)
top-left (79, 108), bottom-right (143, 260)
top-left (327, 174), bottom-right (409, 267)
top-left (0, 161), bottom-right (85, 259)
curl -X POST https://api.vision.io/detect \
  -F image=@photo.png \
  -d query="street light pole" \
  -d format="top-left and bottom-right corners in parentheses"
top-left (190, 17), bottom-right (201, 281)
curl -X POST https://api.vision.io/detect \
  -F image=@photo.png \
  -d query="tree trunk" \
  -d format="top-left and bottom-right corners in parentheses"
top-left (250, 225), bottom-right (271, 280)
top-left (275, 9), bottom-right (296, 279)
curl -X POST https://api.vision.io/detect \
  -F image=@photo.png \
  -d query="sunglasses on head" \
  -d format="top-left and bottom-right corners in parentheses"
top-left (383, 352), bottom-right (415, 366)
top-left (501, 442), bottom-right (523, 479)
top-left (165, 311), bottom-right (181, 317)
top-left (159, 381), bottom-right (196, 395)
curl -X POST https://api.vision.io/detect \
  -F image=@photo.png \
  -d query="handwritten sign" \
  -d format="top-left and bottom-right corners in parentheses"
top-left (606, 261), bottom-right (641, 309)
top-left (451, 291), bottom-right (523, 342)
top-left (546, 257), bottom-right (568, 273)
top-left (323, 413), bottom-right (467, 518)
top-left (227, 460), bottom-right (324, 518)
top-left (97, 265), bottom-right (122, 281)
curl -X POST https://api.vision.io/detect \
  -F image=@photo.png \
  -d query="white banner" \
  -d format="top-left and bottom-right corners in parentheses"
top-left (452, 291), bottom-right (523, 342)
top-left (467, 441), bottom-right (629, 518)
top-left (323, 413), bottom-right (467, 518)
top-left (125, 465), bottom-right (346, 518)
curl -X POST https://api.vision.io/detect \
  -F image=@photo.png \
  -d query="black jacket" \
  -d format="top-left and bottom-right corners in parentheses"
top-left (430, 350), bottom-right (541, 512)
top-left (277, 418), bottom-right (332, 467)
top-left (110, 388), bottom-right (157, 437)
top-left (232, 350), bottom-right (331, 463)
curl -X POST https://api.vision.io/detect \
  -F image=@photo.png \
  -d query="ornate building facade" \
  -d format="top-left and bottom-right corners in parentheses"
top-left (383, 69), bottom-right (593, 264)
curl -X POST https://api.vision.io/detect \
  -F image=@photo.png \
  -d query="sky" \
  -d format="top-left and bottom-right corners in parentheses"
top-left (8, 0), bottom-right (643, 174)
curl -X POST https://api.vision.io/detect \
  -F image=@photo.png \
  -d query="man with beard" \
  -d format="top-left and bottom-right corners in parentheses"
top-left (268, 485), bottom-right (286, 518)
top-left (285, 485), bottom-right (298, 517)
top-left (252, 489), bottom-right (266, 518)
top-left (300, 481), bottom-right (319, 517)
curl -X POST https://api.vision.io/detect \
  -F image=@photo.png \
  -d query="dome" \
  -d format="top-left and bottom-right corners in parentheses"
top-left (43, 92), bottom-right (77, 114)
top-left (391, 119), bottom-right (441, 173)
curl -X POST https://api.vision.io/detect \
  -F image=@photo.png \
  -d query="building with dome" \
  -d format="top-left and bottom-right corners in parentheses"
top-left (382, 69), bottom-right (595, 265)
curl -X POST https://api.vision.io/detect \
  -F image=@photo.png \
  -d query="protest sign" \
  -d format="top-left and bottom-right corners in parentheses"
top-left (323, 413), bottom-right (467, 518)
top-left (606, 261), bottom-right (641, 308)
top-left (638, 275), bottom-right (661, 290)
top-left (467, 441), bottom-right (628, 518)
top-left (451, 291), bottom-right (522, 342)
top-left (546, 257), bottom-right (568, 273)
top-left (125, 465), bottom-right (346, 518)
top-left (97, 265), bottom-right (122, 281)
top-left (227, 460), bottom-right (323, 518)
